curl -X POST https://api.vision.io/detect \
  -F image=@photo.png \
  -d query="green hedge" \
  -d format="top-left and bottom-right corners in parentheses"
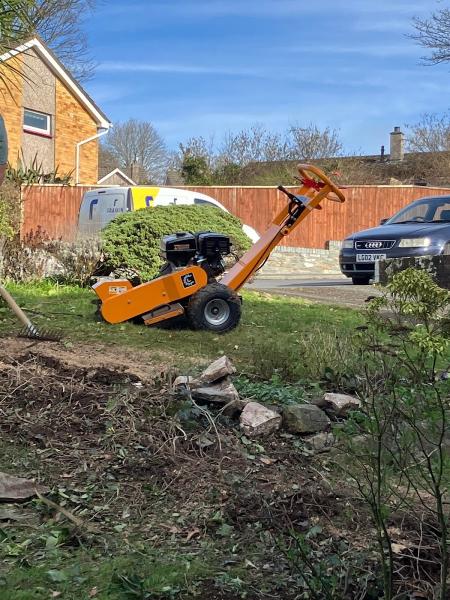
top-left (101, 205), bottom-right (252, 281)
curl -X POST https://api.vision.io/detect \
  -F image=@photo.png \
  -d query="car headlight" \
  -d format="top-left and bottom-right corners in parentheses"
top-left (342, 240), bottom-right (354, 249)
top-left (398, 238), bottom-right (431, 248)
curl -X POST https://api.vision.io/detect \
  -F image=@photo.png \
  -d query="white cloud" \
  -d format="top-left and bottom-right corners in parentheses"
top-left (97, 62), bottom-right (265, 77)
top-left (286, 43), bottom-right (421, 59)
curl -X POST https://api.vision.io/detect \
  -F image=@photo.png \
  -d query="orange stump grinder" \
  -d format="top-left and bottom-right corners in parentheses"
top-left (93, 164), bottom-right (345, 333)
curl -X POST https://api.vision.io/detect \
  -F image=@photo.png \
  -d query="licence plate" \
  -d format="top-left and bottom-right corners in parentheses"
top-left (356, 253), bottom-right (387, 263)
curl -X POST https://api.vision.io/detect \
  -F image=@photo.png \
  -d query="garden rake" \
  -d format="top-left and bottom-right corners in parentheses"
top-left (0, 284), bottom-right (61, 342)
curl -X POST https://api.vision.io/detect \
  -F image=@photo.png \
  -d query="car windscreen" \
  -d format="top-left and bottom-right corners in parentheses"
top-left (387, 197), bottom-right (450, 224)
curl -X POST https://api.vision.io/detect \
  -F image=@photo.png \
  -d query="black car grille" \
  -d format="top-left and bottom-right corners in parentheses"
top-left (355, 240), bottom-right (395, 250)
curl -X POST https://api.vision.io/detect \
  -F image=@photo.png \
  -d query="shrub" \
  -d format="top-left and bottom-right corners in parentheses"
top-left (336, 269), bottom-right (450, 600)
top-left (0, 182), bottom-right (22, 278)
top-left (101, 205), bottom-right (252, 281)
top-left (45, 239), bottom-right (103, 286)
top-left (2, 235), bottom-right (102, 286)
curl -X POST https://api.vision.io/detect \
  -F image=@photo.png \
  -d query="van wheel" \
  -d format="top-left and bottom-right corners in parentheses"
top-left (186, 283), bottom-right (241, 333)
top-left (352, 276), bottom-right (371, 285)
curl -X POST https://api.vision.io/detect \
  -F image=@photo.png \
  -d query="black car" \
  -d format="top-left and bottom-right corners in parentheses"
top-left (340, 195), bottom-right (450, 284)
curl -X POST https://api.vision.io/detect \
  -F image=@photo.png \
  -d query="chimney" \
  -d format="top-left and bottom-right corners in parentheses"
top-left (390, 126), bottom-right (404, 162)
top-left (130, 162), bottom-right (140, 184)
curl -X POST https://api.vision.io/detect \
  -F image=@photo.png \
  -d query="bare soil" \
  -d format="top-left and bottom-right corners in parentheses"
top-left (0, 337), bottom-right (442, 598)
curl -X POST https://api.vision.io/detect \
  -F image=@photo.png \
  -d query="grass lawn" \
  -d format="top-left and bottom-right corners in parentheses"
top-left (0, 282), bottom-right (364, 381)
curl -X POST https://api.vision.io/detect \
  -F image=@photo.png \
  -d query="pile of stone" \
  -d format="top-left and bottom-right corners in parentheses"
top-left (173, 356), bottom-right (361, 453)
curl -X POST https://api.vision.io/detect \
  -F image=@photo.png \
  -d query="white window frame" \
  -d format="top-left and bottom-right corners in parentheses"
top-left (23, 109), bottom-right (51, 136)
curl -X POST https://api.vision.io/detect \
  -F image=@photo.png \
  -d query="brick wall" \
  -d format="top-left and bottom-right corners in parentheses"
top-left (54, 79), bottom-right (98, 184)
top-left (0, 55), bottom-right (24, 165)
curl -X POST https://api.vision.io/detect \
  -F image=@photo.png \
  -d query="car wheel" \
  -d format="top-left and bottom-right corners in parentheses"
top-left (352, 276), bottom-right (371, 285)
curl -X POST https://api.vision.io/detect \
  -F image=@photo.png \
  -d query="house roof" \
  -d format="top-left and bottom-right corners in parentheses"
top-left (97, 168), bottom-right (137, 185)
top-left (0, 37), bottom-right (112, 130)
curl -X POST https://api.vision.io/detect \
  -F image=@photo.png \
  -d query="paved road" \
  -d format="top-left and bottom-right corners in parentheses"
top-left (246, 277), bottom-right (378, 308)
top-left (249, 278), bottom-right (353, 289)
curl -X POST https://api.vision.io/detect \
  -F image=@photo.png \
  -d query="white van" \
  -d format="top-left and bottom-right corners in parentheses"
top-left (78, 186), bottom-right (260, 242)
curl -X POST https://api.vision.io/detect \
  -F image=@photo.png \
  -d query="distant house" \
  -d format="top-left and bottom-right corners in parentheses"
top-left (0, 37), bottom-right (112, 185)
top-left (97, 168), bottom-right (137, 187)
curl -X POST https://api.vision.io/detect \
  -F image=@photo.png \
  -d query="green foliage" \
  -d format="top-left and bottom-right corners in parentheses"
top-left (0, 2), bottom-right (34, 56)
top-left (336, 268), bottom-right (450, 600)
top-left (101, 205), bottom-right (252, 281)
top-left (0, 195), bottom-right (14, 240)
top-left (244, 324), bottom-right (362, 388)
top-left (5, 153), bottom-right (73, 186)
top-left (180, 155), bottom-right (213, 185)
top-left (366, 267), bottom-right (450, 382)
top-left (234, 374), bottom-right (306, 405)
top-left (274, 527), bottom-right (379, 599)
top-left (0, 182), bottom-right (20, 241)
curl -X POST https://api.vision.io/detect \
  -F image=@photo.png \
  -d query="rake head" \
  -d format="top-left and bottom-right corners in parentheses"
top-left (18, 325), bottom-right (62, 342)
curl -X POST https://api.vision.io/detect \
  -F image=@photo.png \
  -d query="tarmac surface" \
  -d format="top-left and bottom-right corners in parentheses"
top-left (247, 277), bottom-right (379, 308)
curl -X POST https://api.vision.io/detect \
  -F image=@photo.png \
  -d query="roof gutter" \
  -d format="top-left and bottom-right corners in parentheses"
top-left (75, 128), bottom-right (109, 185)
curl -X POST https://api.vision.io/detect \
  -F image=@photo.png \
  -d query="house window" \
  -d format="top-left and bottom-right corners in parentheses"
top-left (23, 109), bottom-right (51, 136)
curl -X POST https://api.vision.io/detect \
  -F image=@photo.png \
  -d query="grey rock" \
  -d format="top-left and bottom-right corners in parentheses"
top-left (221, 397), bottom-right (250, 417)
top-left (192, 378), bottom-right (240, 404)
top-left (314, 393), bottom-right (361, 417)
top-left (173, 375), bottom-right (201, 390)
top-left (199, 356), bottom-right (236, 384)
top-left (304, 432), bottom-right (335, 453)
top-left (240, 402), bottom-right (282, 437)
top-left (0, 472), bottom-right (49, 502)
top-left (283, 404), bottom-right (330, 434)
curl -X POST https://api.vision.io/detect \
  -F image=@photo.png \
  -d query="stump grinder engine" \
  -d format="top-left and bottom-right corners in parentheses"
top-left (93, 164), bottom-right (345, 333)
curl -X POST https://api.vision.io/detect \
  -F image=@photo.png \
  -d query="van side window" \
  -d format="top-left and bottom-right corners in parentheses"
top-left (194, 198), bottom-right (215, 207)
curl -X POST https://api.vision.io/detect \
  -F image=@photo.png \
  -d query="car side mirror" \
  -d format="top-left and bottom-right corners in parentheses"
top-left (379, 218), bottom-right (388, 225)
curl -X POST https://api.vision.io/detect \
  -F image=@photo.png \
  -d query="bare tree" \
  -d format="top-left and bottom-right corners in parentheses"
top-left (287, 123), bottom-right (343, 160)
top-left (177, 135), bottom-right (216, 172)
top-left (219, 124), bottom-right (287, 166)
top-left (102, 119), bottom-right (169, 185)
top-left (98, 144), bottom-right (117, 177)
top-left (0, 0), bottom-right (98, 80)
top-left (405, 112), bottom-right (450, 152)
top-left (23, 0), bottom-right (98, 80)
top-left (0, 1), bottom-right (32, 49)
top-left (412, 8), bottom-right (450, 64)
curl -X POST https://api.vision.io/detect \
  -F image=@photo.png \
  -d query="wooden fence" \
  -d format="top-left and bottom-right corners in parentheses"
top-left (21, 184), bottom-right (450, 248)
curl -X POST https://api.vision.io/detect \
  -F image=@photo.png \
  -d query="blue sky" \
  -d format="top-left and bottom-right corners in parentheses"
top-left (83, 0), bottom-right (450, 154)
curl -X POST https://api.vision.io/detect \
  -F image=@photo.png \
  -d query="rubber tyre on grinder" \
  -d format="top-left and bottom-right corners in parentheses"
top-left (187, 282), bottom-right (241, 332)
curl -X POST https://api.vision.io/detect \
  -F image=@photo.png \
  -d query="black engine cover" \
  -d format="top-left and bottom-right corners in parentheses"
top-left (161, 232), bottom-right (197, 266)
top-left (196, 232), bottom-right (231, 258)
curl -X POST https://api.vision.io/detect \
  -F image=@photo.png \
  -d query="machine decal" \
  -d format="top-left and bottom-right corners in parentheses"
top-left (109, 286), bottom-right (128, 295)
top-left (181, 273), bottom-right (196, 288)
